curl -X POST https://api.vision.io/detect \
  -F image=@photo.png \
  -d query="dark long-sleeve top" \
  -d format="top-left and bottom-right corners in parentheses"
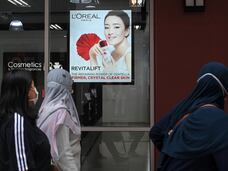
top-left (0, 113), bottom-right (52, 171)
top-left (150, 110), bottom-right (228, 171)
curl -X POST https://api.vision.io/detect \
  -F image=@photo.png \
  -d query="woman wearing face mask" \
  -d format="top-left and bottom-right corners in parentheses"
top-left (0, 71), bottom-right (52, 171)
top-left (89, 10), bottom-right (131, 73)
top-left (37, 68), bottom-right (81, 171)
top-left (28, 83), bottom-right (39, 106)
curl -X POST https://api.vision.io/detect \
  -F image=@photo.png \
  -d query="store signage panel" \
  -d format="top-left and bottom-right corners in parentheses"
top-left (3, 52), bottom-right (68, 73)
top-left (3, 52), bottom-right (43, 72)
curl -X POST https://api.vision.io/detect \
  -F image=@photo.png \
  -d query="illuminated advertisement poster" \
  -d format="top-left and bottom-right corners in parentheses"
top-left (70, 10), bottom-right (132, 83)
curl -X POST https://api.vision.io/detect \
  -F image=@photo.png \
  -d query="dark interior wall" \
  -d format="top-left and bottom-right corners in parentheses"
top-left (154, 0), bottom-right (228, 122)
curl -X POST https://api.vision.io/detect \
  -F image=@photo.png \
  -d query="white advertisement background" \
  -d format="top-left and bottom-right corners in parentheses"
top-left (70, 10), bottom-right (132, 83)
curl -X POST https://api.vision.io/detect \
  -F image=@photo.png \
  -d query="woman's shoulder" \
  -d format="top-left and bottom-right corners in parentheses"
top-left (54, 107), bottom-right (70, 116)
top-left (37, 106), bottom-right (70, 128)
top-left (1, 113), bottom-right (26, 126)
top-left (40, 105), bottom-right (69, 116)
top-left (1, 113), bottom-right (41, 138)
top-left (191, 106), bottom-right (228, 125)
top-left (196, 106), bottom-right (225, 115)
top-left (192, 106), bottom-right (226, 118)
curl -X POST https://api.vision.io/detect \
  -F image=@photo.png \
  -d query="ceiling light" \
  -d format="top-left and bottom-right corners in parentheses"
top-left (85, 5), bottom-right (96, 8)
top-left (134, 25), bottom-right (141, 30)
top-left (8, 0), bottom-right (17, 6)
top-left (50, 24), bottom-right (63, 30)
top-left (8, 0), bottom-right (31, 7)
top-left (70, 0), bottom-right (99, 8)
top-left (54, 24), bottom-right (63, 30)
top-left (130, 0), bottom-right (144, 7)
top-left (70, 0), bottom-right (93, 3)
top-left (50, 24), bottom-right (58, 30)
top-left (9, 20), bottom-right (24, 31)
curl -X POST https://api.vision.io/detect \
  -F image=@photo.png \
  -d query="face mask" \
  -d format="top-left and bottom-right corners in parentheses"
top-left (29, 87), bottom-right (39, 105)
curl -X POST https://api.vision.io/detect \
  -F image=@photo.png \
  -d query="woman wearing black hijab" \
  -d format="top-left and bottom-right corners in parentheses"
top-left (150, 62), bottom-right (228, 171)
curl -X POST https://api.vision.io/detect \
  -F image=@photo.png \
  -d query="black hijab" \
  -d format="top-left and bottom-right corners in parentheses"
top-left (162, 62), bottom-right (228, 159)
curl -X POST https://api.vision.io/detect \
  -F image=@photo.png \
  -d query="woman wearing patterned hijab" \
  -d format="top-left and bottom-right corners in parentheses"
top-left (37, 68), bottom-right (81, 171)
top-left (150, 62), bottom-right (228, 171)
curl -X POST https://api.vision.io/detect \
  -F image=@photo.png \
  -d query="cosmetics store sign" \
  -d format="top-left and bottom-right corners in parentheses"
top-left (3, 52), bottom-right (68, 73)
top-left (3, 52), bottom-right (43, 72)
top-left (69, 10), bottom-right (132, 83)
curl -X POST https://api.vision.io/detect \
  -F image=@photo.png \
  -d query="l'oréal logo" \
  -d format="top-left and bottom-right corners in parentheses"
top-left (71, 13), bottom-right (100, 21)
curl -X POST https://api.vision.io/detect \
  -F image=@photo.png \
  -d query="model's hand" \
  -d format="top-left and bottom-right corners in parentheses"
top-left (89, 43), bottom-right (105, 66)
top-left (89, 43), bottom-right (104, 59)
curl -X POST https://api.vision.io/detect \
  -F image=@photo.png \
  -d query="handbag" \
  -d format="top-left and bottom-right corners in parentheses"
top-left (52, 164), bottom-right (60, 171)
top-left (167, 104), bottom-right (217, 136)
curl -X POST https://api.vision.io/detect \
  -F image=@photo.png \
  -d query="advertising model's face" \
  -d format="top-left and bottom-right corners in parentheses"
top-left (104, 16), bottom-right (129, 46)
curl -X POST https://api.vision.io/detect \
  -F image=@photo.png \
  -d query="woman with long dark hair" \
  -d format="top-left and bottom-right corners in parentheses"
top-left (0, 71), bottom-right (52, 171)
top-left (150, 62), bottom-right (228, 171)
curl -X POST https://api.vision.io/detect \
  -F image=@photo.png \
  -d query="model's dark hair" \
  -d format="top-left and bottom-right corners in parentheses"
top-left (0, 71), bottom-right (33, 118)
top-left (104, 10), bottom-right (130, 29)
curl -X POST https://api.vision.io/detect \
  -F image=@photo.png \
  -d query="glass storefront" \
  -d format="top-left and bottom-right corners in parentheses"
top-left (81, 132), bottom-right (150, 171)
top-left (0, 0), bottom-right (152, 170)
top-left (0, 0), bottom-right (45, 112)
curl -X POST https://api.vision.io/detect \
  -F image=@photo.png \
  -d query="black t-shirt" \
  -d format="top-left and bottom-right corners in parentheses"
top-left (0, 113), bottom-right (52, 171)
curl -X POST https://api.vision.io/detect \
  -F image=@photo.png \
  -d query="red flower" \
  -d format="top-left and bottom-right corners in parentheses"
top-left (76, 33), bottom-right (101, 61)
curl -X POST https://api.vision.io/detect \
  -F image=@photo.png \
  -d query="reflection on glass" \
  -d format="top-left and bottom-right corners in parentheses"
top-left (0, 0), bottom-right (44, 112)
top-left (81, 132), bottom-right (150, 171)
top-left (72, 63), bottom-right (150, 127)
